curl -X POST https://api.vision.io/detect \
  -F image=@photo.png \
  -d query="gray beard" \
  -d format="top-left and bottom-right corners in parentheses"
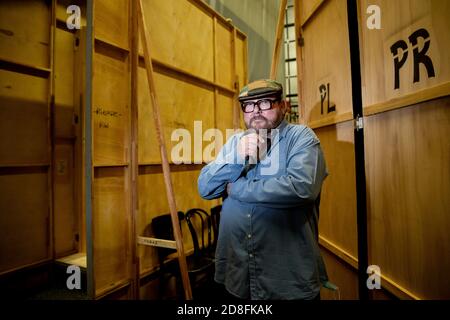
top-left (247, 113), bottom-right (284, 133)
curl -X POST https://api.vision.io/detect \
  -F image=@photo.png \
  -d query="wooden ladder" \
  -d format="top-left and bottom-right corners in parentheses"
top-left (135, 0), bottom-right (193, 300)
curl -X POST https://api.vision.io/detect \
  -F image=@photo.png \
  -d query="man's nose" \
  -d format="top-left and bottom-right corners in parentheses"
top-left (252, 104), bottom-right (262, 114)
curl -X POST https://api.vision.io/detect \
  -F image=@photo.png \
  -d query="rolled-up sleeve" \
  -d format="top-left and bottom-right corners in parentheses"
top-left (229, 132), bottom-right (327, 208)
top-left (198, 135), bottom-right (245, 200)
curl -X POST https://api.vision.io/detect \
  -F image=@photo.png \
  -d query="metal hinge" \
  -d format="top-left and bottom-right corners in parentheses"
top-left (298, 35), bottom-right (305, 47)
top-left (355, 115), bottom-right (364, 131)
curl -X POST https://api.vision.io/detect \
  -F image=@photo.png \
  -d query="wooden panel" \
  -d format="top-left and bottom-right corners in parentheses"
top-left (137, 165), bottom-right (220, 274)
top-left (54, 142), bottom-right (76, 257)
top-left (0, 70), bottom-right (48, 165)
top-left (235, 34), bottom-right (247, 91)
top-left (0, 0), bottom-right (50, 68)
top-left (93, 46), bottom-right (129, 166)
top-left (141, 0), bottom-right (214, 81)
top-left (216, 91), bottom-right (235, 137)
top-left (215, 21), bottom-right (233, 88)
top-left (0, 168), bottom-right (49, 273)
top-left (213, 91), bottom-right (235, 163)
top-left (320, 248), bottom-right (359, 300)
top-left (54, 28), bottom-right (75, 138)
top-left (138, 67), bottom-right (215, 164)
top-left (359, 0), bottom-right (450, 109)
top-left (74, 27), bottom-right (86, 254)
top-left (93, 167), bottom-right (130, 295)
top-left (365, 97), bottom-right (450, 299)
top-left (301, 0), bottom-right (353, 126)
top-left (300, 0), bottom-right (325, 26)
top-left (315, 121), bottom-right (358, 257)
top-left (94, 0), bottom-right (129, 49)
top-left (98, 284), bottom-right (132, 300)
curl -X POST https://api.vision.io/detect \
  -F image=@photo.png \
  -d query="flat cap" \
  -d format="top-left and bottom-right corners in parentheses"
top-left (238, 79), bottom-right (283, 102)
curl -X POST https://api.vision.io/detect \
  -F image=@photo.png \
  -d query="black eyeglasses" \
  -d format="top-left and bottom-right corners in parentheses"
top-left (240, 98), bottom-right (280, 113)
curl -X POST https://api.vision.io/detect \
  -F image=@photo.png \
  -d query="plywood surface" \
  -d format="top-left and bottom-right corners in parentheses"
top-left (320, 248), bottom-right (359, 300)
top-left (365, 97), bottom-right (450, 299)
top-left (138, 67), bottom-right (215, 164)
top-left (54, 27), bottom-right (75, 138)
top-left (93, 46), bottom-right (130, 166)
top-left (359, 0), bottom-right (450, 108)
top-left (141, 0), bottom-right (214, 82)
top-left (315, 121), bottom-right (358, 258)
top-left (94, 0), bottom-right (129, 49)
top-left (56, 252), bottom-right (87, 268)
top-left (93, 167), bottom-right (130, 295)
top-left (54, 142), bottom-right (76, 257)
top-left (301, 0), bottom-right (353, 125)
top-left (215, 20), bottom-right (233, 88)
top-left (215, 90), bottom-right (235, 147)
top-left (0, 0), bottom-right (50, 68)
top-left (0, 70), bottom-right (49, 165)
top-left (0, 168), bottom-right (49, 273)
top-left (300, 0), bottom-right (326, 26)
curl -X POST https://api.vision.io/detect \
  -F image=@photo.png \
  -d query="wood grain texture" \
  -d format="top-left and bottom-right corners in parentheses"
top-left (92, 46), bottom-right (130, 166)
top-left (0, 70), bottom-right (49, 165)
top-left (235, 34), bottom-right (247, 92)
top-left (0, 0), bottom-right (50, 68)
top-left (94, 0), bottom-right (129, 49)
top-left (54, 27), bottom-right (75, 138)
top-left (54, 142), bottom-right (77, 257)
top-left (215, 90), bottom-right (235, 146)
top-left (300, 0), bottom-right (327, 26)
top-left (140, 0), bottom-right (214, 82)
top-left (359, 0), bottom-right (450, 108)
top-left (301, 0), bottom-right (353, 126)
top-left (215, 21), bottom-right (233, 89)
top-left (138, 67), bottom-right (215, 164)
top-left (320, 248), bottom-right (359, 300)
top-left (315, 121), bottom-right (358, 258)
top-left (365, 97), bottom-right (450, 299)
top-left (0, 168), bottom-right (50, 273)
top-left (93, 167), bottom-right (131, 296)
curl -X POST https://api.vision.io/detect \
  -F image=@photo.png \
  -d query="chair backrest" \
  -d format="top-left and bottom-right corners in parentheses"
top-left (210, 205), bottom-right (222, 248)
top-left (151, 211), bottom-right (185, 261)
top-left (185, 208), bottom-right (212, 258)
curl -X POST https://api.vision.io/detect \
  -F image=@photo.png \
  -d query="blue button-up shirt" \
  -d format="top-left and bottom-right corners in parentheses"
top-left (197, 120), bottom-right (328, 300)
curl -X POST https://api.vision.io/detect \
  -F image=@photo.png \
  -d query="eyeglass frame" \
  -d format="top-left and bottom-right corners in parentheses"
top-left (240, 97), bottom-right (282, 113)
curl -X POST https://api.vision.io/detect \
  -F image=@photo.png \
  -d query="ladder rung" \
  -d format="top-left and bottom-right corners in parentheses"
top-left (137, 236), bottom-right (177, 249)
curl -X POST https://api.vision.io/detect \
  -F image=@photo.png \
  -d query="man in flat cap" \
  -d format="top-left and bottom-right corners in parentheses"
top-left (198, 79), bottom-right (328, 300)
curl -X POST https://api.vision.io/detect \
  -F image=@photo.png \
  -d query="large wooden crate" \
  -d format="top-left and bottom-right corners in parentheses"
top-left (0, 0), bottom-right (53, 275)
top-left (296, 0), bottom-right (450, 299)
top-left (90, 0), bottom-right (247, 298)
top-left (359, 0), bottom-right (450, 299)
top-left (0, 0), bottom-right (85, 290)
top-left (296, 0), bottom-right (359, 300)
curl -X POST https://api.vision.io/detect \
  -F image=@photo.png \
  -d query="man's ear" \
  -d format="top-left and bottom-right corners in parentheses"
top-left (281, 99), bottom-right (291, 114)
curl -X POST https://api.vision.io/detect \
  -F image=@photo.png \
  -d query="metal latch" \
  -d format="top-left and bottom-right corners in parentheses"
top-left (355, 115), bottom-right (364, 131)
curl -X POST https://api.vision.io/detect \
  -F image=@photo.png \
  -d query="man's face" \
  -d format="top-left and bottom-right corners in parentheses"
top-left (242, 96), bottom-right (287, 131)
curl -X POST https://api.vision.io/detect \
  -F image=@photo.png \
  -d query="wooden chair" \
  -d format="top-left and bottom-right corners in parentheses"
top-left (210, 205), bottom-right (222, 252)
top-left (151, 211), bottom-right (186, 299)
top-left (184, 208), bottom-right (216, 292)
top-left (151, 210), bottom-right (215, 299)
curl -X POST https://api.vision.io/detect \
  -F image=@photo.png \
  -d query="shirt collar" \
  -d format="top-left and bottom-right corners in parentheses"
top-left (270, 119), bottom-right (289, 140)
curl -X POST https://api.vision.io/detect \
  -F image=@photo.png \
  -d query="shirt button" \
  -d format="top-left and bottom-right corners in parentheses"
top-left (247, 214), bottom-right (251, 218)
top-left (249, 253), bottom-right (253, 258)
top-left (247, 234), bottom-right (252, 239)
